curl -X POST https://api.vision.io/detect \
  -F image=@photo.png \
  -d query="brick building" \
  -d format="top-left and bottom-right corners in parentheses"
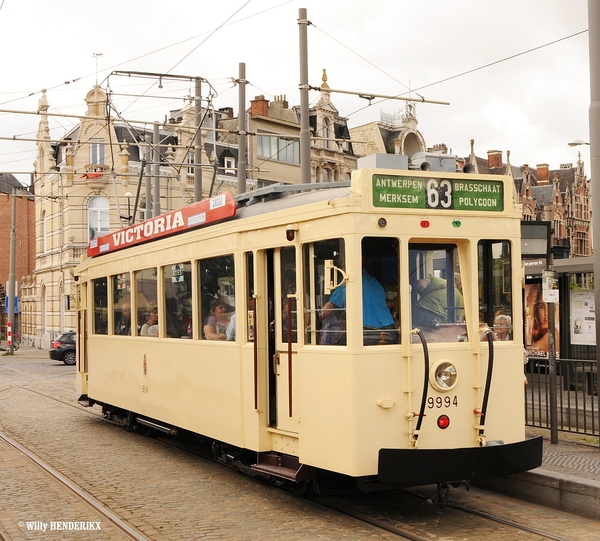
top-left (0, 174), bottom-right (35, 337)
top-left (463, 141), bottom-right (591, 259)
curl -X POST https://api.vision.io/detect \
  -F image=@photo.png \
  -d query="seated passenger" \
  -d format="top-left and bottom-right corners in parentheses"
top-left (322, 268), bottom-right (396, 345)
top-left (140, 309), bottom-right (158, 336)
top-left (203, 300), bottom-right (232, 340)
top-left (412, 276), bottom-right (464, 328)
top-left (493, 314), bottom-right (512, 340)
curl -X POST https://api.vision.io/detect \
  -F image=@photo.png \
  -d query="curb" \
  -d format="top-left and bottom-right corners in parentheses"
top-left (476, 467), bottom-right (600, 521)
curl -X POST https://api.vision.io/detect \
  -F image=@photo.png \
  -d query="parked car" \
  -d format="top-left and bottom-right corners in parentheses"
top-left (50, 331), bottom-right (76, 365)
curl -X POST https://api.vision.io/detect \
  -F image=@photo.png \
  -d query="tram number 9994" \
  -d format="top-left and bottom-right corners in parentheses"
top-left (427, 396), bottom-right (458, 409)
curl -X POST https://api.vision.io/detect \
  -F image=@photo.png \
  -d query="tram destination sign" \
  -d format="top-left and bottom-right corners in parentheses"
top-left (372, 174), bottom-right (504, 211)
top-left (87, 192), bottom-right (237, 257)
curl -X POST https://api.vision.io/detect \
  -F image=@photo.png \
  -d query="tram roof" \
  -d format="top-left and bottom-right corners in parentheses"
top-left (234, 181), bottom-right (351, 217)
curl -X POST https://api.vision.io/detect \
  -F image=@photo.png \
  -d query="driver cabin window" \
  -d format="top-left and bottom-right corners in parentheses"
top-left (361, 237), bottom-right (399, 345)
top-left (409, 244), bottom-right (465, 343)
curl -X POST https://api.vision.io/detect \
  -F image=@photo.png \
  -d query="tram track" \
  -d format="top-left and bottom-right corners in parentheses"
top-left (0, 430), bottom-right (150, 541)
top-left (309, 488), bottom-right (578, 541)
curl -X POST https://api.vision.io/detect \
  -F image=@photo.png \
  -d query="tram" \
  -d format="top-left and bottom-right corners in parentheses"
top-left (75, 155), bottom-right (542, 492)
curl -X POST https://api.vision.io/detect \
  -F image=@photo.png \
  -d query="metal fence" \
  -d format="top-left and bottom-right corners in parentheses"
top-left (525, 358), bottom-right (599, 437)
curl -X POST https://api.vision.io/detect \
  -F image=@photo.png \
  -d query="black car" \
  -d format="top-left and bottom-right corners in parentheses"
top-left (50, 331), bottom-right (76, 365)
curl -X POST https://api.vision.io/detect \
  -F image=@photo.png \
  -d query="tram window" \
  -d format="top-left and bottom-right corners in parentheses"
top-left (92, 277), bottom-right (108, 335)
top-left (303, 239), bottom-right (346, 345)
top-left (112, 273), bottom-right (132, 335)
top-left (163, 262), bottom-right (192, 338)
top-left (409, 244), bottom-right (465, 343)
top-left (135, 268), bottom-right (158, 337)
top-left (281, 247), bottom-right (297, 343)
top-left (198, 254), bottom-right (235, 340)
top-left (478, 240), bottom-right (512, 339)
top-left (361, 237), bottom-right (400, 345)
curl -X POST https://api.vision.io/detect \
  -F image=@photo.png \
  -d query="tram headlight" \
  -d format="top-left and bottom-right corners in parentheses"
top-left (429, 360), bottom-right (458, 392)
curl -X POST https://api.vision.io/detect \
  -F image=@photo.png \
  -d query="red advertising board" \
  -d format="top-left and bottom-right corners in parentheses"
top-left (87, 192), bottom-right (237, 257)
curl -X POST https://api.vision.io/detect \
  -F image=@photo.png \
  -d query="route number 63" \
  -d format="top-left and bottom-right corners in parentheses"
top-left (426, 179), bottom-right (452, 209)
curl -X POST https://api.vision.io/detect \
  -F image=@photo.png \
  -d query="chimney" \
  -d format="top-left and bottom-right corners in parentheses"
top-left (536, 163), bottom-right (549, 185)
top-left (218, 107), bottom-right (234, 118)
top-left (487, 150), bottom-right (503, 168)
top-left (250, 95), bottom-right (269, 116)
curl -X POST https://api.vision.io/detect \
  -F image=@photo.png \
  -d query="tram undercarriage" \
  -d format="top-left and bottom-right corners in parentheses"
top-left (82, 396), bottom-right (543, 496)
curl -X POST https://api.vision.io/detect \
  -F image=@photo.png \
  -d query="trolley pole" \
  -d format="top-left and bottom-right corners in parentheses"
top-left (588, 1), bottom-right (600, 432)
top-left (298, 8), bottom-right (311, 184)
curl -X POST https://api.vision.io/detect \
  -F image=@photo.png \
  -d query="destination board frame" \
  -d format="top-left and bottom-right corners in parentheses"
top-left (372, 174), bottom-right (504, 212)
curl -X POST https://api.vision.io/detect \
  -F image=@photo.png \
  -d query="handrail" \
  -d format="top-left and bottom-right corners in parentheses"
top-left (478, 328), bottom-right (495, 440)
top-left (410, 329), bottom-right (430, 446)
top-left (287, 296), bottom-right (293, 417)
top-left (253, 306), bottom-right (258, 410)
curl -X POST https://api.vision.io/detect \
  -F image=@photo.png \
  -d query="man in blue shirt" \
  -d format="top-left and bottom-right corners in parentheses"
top-left (322, 268), bottom-right (397, 345)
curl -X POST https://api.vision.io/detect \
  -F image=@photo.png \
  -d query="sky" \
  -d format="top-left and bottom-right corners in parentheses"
top-left (0, 0), bottom-right (592, 186)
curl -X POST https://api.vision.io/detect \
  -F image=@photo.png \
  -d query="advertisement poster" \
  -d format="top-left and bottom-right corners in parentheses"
top-left (570, 289), bottom-right (596, 346)
top-left (525, 283), bottom-right (560, 359)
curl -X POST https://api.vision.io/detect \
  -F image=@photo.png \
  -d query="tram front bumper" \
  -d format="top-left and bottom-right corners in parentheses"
top-left (378, 436), bottom-right (543, 486)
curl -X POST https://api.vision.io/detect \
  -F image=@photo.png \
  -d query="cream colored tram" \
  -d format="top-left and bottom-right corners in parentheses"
top-left (75, 158), bottom-right (542, 490)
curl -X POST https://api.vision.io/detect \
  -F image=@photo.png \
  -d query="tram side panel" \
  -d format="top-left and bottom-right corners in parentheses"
top-left (85, 337), bottom-right (246, 448)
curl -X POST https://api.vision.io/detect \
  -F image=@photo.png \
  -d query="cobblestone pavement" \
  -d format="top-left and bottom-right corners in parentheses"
top-left (1, 346), bottom-right (599, 540)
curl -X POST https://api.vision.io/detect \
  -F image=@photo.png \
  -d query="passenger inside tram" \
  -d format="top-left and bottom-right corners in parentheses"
top-left (412, 275), bottom-right (464, 328)
top-left (321, 263), bottom-right (396, 345)
top-left (203, 300), bottom-right (232, 340)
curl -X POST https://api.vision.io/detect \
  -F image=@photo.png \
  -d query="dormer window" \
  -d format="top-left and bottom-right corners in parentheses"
top-left (224, 157), bottom-right (236, 175)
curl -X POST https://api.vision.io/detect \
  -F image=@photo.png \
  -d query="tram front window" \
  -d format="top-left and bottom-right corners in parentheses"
top-left (409, 244), bottom-right (466, 343)
top-left (361, 237), bottom-right (399, 345)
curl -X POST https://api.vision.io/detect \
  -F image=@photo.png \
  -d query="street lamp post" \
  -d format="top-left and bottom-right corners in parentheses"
top-left (588, 1), bottom-right (600, 427)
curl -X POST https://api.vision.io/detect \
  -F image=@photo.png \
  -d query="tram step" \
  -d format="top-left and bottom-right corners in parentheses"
top-left (250, 463), bottom-right (300, 481)
top-left (251, 452), bottom-right (315, 482)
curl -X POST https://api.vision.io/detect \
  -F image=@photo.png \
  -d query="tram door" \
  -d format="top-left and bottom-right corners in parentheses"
top-left (266, 247), bottom-right (298, 433)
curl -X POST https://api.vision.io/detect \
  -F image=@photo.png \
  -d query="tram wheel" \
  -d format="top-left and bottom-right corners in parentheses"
top-left (140, 424), bottom-right (156, 438)
top-left (290, 480), bottom-right (313, 497)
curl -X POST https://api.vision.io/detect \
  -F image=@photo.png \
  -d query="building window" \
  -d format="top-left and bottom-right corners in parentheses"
top-left (42, 210), bottom-right (47, 253)
top-left (88, 197), bottom-right (110, 241)
top-left (257, 134), bottom-right (300, 164)
top-left (90, 139), bottom-right (105, 165)
top-left (323, 118), bottom-right (330, 149)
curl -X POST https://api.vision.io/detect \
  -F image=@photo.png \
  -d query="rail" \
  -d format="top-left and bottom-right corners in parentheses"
top-left (525, 358), bottom-right (599, 440)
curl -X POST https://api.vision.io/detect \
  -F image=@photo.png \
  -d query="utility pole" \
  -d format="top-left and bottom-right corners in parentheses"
top-left (237, 63), bottom-right (247, 195)
top-left (194, 77), bottom-right (203, 202)
top-left (588, 1), bottom-right (600, 419)
top-left (153, 123), bottom-right (161, 216)
top-left (7, 187), bottom-right (17, 354)
top-left (298, 8), bottom-right (311, 184)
